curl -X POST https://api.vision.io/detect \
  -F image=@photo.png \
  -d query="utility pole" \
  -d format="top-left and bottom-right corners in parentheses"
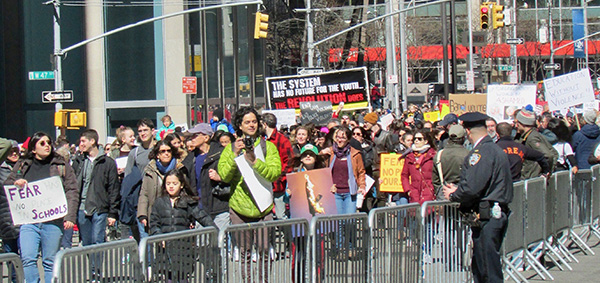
top-left (385, 0), bottom-right (399, 114)
top-left (306, 0), bottom-right (315, 67)
top-left (49, 0), bottom-right (63, 138)
top-left (511, 0), bottom-right (518, 82)
top-left (399, 0), bottom-right (408, 112)
top-left (548, 0), bottom-right (555, 77)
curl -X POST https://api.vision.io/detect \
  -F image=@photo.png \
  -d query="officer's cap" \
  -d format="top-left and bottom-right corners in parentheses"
top-left (458, 112), bottom-right (489, 129)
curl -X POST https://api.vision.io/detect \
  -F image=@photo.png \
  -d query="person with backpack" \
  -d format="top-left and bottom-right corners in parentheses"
top-left (5, 132), bottom-right (79, 283)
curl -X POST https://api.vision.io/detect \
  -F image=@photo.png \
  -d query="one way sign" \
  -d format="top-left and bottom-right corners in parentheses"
top-left (42, 90), bottom-right (74, 103)
top-left (543, 63), bottom-right (561, 71)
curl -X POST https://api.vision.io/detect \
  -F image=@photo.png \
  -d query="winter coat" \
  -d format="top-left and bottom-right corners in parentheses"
top-left (572, 124), bottom-right (600, 169)
top-left (432, 142), bottom-right (469, 200)
top-left (5, 154), bottom-right (80, 223)
top-left (149, 195), bottom-right (215, 235)
top-left (325, 146), bottom-right (367, 195)
top-left (218, 138), bottom-right (281, 218)
top-left (72, 153), bottom-right (121, 218)
top-left (197, 142), bottom-right (230, 217)
top-left (210, 119), bottom-right (235, 134)
top-left (155, 121), bottom-right (176, 141)
top-left (516, 128), bottom-right (558, 179)
top-left (137, 159), bottom-right (186, 221)
top-left (401, 147), bottom-right (436, 204)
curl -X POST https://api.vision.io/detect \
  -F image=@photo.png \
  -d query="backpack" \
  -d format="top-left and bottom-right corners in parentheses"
top-left (119, 165), bottom-right (143, 225)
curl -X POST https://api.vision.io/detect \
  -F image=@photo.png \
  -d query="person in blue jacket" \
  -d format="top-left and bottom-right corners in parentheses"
top-left (572, 110), bottom-right (600, 169)
top-left (210, 108), bottom-right (235, 134)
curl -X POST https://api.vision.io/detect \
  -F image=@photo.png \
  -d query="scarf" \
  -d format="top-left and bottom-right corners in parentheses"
top-left (411, 144), bottom-right (431, 154)
top-left (333, 142), bottom-right (351, 158)
top-left (156, 158), bottom-right (177, 175)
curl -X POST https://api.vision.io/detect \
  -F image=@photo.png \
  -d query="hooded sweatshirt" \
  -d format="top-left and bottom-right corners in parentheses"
top-left (572, 123), bottom-right (600, 169)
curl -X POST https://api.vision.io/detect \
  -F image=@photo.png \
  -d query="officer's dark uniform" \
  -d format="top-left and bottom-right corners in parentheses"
top-left (449, 112), bottom-right (513, 283)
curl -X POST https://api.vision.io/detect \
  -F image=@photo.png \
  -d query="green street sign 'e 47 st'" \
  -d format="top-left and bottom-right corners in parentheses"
top-left (28, 71), bottom-right (55, 80)
top-left (498, 65), bottom-right (514, 71)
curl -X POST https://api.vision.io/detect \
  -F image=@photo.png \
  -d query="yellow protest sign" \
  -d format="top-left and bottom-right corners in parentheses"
top-left (379, 153), bottom-right (405, 193)
top-left (423, 111), bottom-right (440, 122)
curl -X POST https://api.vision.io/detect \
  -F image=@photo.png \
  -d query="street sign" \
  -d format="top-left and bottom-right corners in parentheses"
top-left (42, 90), bottom-right (73, 103)
top-left (498, 65), bottom-right (514, 71)
top-left (506, 38), bottom-right (524, 45)
top-left (182, 77), bottom-right (197, 94)
top-left (543, 63), bottom-right (561, 71)
top-left (297, 67), bottom-right (324, 75)
top-left (28, 71), bottom-right (55, 80)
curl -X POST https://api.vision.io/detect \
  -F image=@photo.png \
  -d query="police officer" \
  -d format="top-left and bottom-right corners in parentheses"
top-left (443, 112), bottom-right (513, 283)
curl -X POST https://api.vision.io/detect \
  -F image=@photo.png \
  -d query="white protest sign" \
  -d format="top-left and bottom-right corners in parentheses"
top-left (4, 176), bottom-right (68, 225)
top-left (379, 113), bottom-right (394, 131)
top-left (487, 84), bottom-right (536, 122)
top-left (544, 68), bottom-right (595, 111)
top-left (262, 109), bottom-right (296, 130)
top-left (234, 144), bottom-right (273, 213)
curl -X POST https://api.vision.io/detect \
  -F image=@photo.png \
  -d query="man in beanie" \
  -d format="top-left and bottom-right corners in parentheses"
top-left (514, 108), bottom-right (558, 179)
top-left (211, 107), bottom-right (235, 134)
top-left (572, 110), bottom-right (600, 169)
top-left (497, 122), bottom-right (550, 181)
top-left (363, 111), bottom-right (395, 207)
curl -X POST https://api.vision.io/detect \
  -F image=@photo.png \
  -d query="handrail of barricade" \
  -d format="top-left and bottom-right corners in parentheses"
top-left (139, 226), bottom-right (219, 282)
top-left (309, 213), bottom-right (369, 283)
top-left (218, 218), bottom-right (309, 283)
top-left (368, 204), bottom-right (422, 283)
top-left (52, 238), bottom-right (140, 283)
top-left (420, 201), bottom-right (471, 283)
top-left (0, 252), bottom-right (24, 282)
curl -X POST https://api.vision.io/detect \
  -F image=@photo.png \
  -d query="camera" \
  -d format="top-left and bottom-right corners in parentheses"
top-left (243, 136), bottom-right (255, 151)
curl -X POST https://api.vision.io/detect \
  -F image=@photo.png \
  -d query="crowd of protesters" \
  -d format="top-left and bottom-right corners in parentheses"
top-left (2, 101), bottom-right (600, 281)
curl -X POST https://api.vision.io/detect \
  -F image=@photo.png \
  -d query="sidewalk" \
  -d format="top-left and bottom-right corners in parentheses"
top-left (517, 234), bottom-right (600, 282)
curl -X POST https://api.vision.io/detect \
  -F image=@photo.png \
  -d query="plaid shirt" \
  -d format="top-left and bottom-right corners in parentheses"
top-left (267, 129), bottom-right (292, 193)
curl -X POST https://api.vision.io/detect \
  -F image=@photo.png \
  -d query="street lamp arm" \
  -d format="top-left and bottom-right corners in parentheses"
top-left (312, 0), bottom-right (450, 47)
top-left (58, 0), bottom-right (263, 55)
top-left (551, 29), bottom-right (600, 54)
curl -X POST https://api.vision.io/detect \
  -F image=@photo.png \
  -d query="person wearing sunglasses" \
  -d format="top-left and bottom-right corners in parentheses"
top-left (401, 129), bottom-right (437, 205)
top-left (5, 132), bottom-right (79, 283)
top-left (137, 139), bottom-right (189, 234)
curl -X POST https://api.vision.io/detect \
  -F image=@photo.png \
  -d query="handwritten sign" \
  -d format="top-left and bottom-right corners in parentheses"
top-left (300, 101), bottom-right (332, 126)
top-left (544, 69), bottom-right (595, 111)
top-left (487, 85), bottom-right (536, 122)
top-left (4, 176), bottom-right (68, 225)
top-left (379, 154), bottom-right (405, 192)
top-left (266, 67), bottom-right (369, 110)
top-left (448, 94), bottom-right (487, 116)
top-left (262, 109), bottom-right (297, 130)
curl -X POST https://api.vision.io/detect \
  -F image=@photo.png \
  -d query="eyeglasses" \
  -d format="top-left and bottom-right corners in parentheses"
top-left (414, 137), bottom-right (424, 141)
top-left (353, 132), bottom-right (362, 137)
top-left (159, 149), bottom-right (172, 154)
top-left (38, 140), bottom-right (50, 146)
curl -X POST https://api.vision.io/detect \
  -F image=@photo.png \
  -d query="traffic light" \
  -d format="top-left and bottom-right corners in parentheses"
top-left (254, 12), bottom-right (269, 39)
top-left (54, 111), bottom-right (68, 127)
top-left (480, 4), bottom-right (490, 29)
top-left (492, 4), bottom-right (505, 29)
top-left (70, 111), bottom-right (87, 127)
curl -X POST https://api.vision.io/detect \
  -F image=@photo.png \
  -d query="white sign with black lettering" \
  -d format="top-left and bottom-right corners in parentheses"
top-left (544, 69), bottom-right (595, 111)
top-left (4, 176), bottom-right (68, 225)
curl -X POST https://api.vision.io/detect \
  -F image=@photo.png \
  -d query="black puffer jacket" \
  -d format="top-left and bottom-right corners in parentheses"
top-left (149, 195), bottom-right (215, 235)
top-left (0, 185), bottom-right (18, 240)
top-left (197, 142), bottom-right (230, 218)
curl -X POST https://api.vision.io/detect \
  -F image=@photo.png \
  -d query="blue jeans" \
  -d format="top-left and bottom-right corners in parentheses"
top-left (78, 211), bottom-right (108, 277)
top-left (20, 222), bottom-right (63, 283)
top-left (334, 193), bottom-right (357, 215)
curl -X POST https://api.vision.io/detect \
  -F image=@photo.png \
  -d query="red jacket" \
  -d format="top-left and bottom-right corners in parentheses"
top-left (401, 147), bottom-right (436, 205)
top-left (267, 129), bottom-right (292, 193)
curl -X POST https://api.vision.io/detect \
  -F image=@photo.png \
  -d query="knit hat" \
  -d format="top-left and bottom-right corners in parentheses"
top-left (516, 109), bottom-right (536, 126)
top-left (364, 112), bottom-right (379, 124)
top-left (300, 144), bottom-right (319, 156)
top-left (213, 108), bottom-right (224, 121)
top-left (583, 110), bottom-right (597, 124)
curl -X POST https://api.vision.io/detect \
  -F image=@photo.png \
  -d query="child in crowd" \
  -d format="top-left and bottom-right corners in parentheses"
top-left (156, 115), bottom-right (176, 141)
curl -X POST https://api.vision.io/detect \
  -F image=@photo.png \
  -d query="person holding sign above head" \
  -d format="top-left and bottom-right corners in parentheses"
top-left (5, 132), bottom-right (79, 283)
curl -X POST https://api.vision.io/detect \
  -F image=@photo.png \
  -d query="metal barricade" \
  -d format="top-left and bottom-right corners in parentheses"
top-left (544, 174), bottom-right (573, 271)
top-left (523, 177), bottom-right (554, 280)
top-left (140, 227), bottom-right (219, 282)
top-left (573, 169), bottom-right (593, 227)
top-left (591, 165), bottom-right (600, 240)
top-left (553, 170), bottom-right (581, 263)
top-left (0, 252), bottom-right (23, 282)
top-left (52, 238), bottom-right (141, 282)
top-left (368, 204), bottom-right (422, 283)
top-left (220, 218), bottom-right (308, 283)
top-left (421, 201), bottom-right (470, 283)
top-left (309, 213), bottom-right (369, 283)
top-left (503, 181), bottom-right (527, 282)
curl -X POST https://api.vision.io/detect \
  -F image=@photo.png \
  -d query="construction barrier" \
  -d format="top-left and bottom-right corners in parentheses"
top-left (368, 204), bottom-right (421, 283)
top-left (139, 227), bottom-right (220, 282)
top-left (52, 238), bottom-right (141, 282)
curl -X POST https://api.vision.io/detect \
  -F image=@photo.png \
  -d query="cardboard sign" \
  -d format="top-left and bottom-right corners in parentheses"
top-left (300, 101), bottom-right (333, 126)
top-left (423, 111), bottom-right (441, 122)
top-left (266, 67), bottom-right (370, 110)
top-left (448, 94), bottom-right (487, 116)
top-left (544, 69), bottom-right (595, 111)
top-left (286, 168), bottom-right (336, 220)
top-left (262, 109), bottom-right (297, 130)
top-left (487, 84), bottom-right (536, 122)
top-left (4, 176), bottom-right (68, 225)
top-left (379, 154), bottom-right (405, 193)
